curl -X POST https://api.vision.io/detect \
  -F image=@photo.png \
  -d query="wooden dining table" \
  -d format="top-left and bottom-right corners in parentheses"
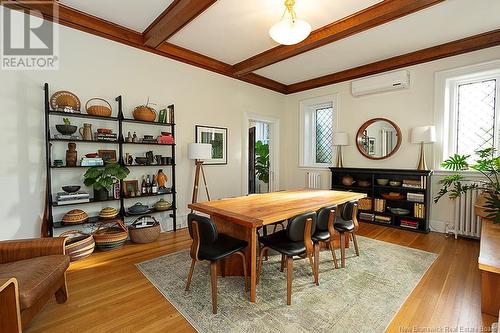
top-left (188, 188), bottom-right (366, 302)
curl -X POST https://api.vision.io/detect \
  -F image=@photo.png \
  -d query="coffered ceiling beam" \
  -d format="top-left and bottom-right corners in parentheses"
top-left (233, 0), bottom-right (445, 76)
top-left (3, 1), bottom-right (286, 94)
top-left (143, 0), bottom-right (217, 48)
top-left (286, 29), bottom-right (500, 94)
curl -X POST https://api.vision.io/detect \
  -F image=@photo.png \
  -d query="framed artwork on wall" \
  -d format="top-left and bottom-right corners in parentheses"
top-left (195, 125), bottom-right (228, 165)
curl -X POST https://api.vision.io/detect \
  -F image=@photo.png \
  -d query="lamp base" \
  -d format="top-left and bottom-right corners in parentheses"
top-left (416, 142), bottom-right (428, 171)
top-left (191, 160), bottom-right (211, 204)
top-left (336, 146), bottom-right (344, 168)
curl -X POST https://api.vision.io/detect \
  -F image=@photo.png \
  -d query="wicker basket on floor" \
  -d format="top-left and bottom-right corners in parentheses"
top-left (129, 216), bottom-right (161, 244)
top-left (93, 219), bottom-right (128, 251)
top-left (60, 230), bottom-right (95, 261)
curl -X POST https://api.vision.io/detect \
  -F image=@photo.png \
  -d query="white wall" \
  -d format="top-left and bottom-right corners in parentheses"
top-left (0, 24), bottom-right (285, 240)
top-left (281, 46), bottom-right (500, 232)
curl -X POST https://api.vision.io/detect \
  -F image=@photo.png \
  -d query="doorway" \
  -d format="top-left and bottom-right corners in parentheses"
top-left (243, 113), bottom-right (279, 195)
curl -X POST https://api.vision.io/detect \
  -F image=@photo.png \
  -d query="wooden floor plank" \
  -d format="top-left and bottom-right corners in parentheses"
top-left (24, 223), bottom-right (495, 333)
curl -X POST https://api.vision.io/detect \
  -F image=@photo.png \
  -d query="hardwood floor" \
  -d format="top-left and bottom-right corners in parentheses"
top-left (25, 223), bottom-right (496, 333)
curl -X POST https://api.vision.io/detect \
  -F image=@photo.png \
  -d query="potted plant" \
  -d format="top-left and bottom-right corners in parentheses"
top-left (434, 147), bottom-right (500, 224)
top-left (255, 140), bottom-right (270, 192)
top-left (55, 118), bottom-right (77, 136)
top-left (83, 163), bottom-right (130, 201)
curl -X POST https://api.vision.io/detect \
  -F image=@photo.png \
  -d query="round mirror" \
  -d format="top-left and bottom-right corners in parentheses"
top-left (356, 118), bottom-right (402, 160)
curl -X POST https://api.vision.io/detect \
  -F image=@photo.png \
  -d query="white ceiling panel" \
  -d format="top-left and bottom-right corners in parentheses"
top-left (255, 0), bottom-right (500, 85)
top-left (169, 0), bottom-right (383, 65)
top-left (60, 0), bottom-right (174, 32)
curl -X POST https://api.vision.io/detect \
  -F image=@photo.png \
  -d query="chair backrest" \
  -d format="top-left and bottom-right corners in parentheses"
top-left (286, 212), bottom-right (317, 242)
top-left (340, 201), bottom-right (357, 221)
top-left (316, 205), bottom-right (337, 231)
top-left (187, 213), bottom-right (218, 244)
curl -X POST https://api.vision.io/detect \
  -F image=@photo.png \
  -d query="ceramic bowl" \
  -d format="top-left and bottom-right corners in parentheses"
top-left (85, 153), bottom-right (98, 158)
top-left (389, 180), bottom-right (402, 187)
top-left (376, 178), bottom-right (389, 186)
top-left (62, 185), bottom-right (81, 193)
top-left (389, 207), bottom-right (410, 216)
top-left (128, 203), bottom-right (150, 215)
top-left (154, 199), bottom-right (171, 211)
top-left (55, 124), bottom-right (77, 136)
top-left (135, 157), bottom-right (147, 165)
top-left (358, 180), bottom-right (371, 187)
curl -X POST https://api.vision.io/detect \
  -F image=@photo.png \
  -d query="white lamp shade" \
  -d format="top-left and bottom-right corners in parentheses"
top-left (333, 132), bottom-right (349, 146)
top-left (411, 126), bottom-right (436, 144)
top-left (269, 15), bottom-right (311, 45)
top-left (188, 143), bottom-right (212, 160)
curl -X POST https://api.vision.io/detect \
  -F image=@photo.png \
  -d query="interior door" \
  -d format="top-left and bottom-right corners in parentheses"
top-left (248, 126), bottom-right (256, 194)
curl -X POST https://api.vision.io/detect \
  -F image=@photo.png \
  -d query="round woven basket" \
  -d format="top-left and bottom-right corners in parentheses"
top-left (93, 219), bottom-right (128, 251)
top-left (133, 106), bottom-right (157, 122)
top-left (62, 209), bottom-right (88, 225)
top-left (60, 230), bottom-right (95, 261)
top-left (86, 98), bottom-right (112, 117)
top-left (129, 216), bottom-right (161, 244)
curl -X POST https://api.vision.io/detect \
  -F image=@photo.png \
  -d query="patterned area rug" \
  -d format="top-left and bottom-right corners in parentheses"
top-left (137, 236), bottom-right (437, 333)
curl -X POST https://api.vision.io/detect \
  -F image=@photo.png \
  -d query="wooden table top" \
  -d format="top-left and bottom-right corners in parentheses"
top-left (188, 189), bottom-right (366, 228)
top-left (479, 219), bottom-right (500, 274)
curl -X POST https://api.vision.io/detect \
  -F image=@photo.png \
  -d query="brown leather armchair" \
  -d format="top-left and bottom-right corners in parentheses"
top-left (0, 238), bottom-right (70, 329)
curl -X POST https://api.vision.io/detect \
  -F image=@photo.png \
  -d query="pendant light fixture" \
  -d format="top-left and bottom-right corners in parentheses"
top-left (269, 0), bottom-right (311, 45)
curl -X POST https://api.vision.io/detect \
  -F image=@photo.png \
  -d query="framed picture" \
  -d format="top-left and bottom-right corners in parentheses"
top-left (368, 137), bottom-right (376, 155)
top-left (123, 180), bottom-right (139, 198)
top-left (98, 150), bottom-right (117, 163)
top-left (195, 125), bottom-right (228, 165)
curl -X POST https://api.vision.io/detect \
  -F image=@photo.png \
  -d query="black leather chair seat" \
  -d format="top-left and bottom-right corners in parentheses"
top-left (334, 218), bottom-right (355, 232)
top-left (259, 230), bottom-right (306, 257)
top-left (199, 234), bottom-right (248, 261)
top-left (312, 230), bottom-right (330, 242)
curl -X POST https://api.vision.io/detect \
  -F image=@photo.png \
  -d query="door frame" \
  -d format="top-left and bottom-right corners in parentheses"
top-left (242, 112), bottom-right (280, 195)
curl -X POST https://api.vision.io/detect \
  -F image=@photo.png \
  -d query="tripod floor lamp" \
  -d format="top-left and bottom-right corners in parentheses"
top-left (188, 143), bottom-right (212, 204)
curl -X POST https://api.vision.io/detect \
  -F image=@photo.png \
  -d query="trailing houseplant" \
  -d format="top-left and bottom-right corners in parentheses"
top-left (83, 163), bottom-right (130, 201)
top-left (434, 147), bottom-right (500, 224)
top-left (255, 140), bottom-right (270, 185)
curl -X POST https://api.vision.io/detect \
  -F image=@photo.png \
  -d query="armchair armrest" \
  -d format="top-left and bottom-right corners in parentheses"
top-left (0, 238), bottom-right (67, 264)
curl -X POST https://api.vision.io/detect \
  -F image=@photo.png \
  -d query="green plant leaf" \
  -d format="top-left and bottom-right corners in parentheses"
top-left (83, 164), bottom-right (129, 191)
top-left (441, 154), bottom-right (470, 171)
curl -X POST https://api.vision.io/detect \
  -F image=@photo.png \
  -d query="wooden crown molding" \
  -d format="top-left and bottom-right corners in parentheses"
top-left (286, 29), bottom-right (500, 94)
top-left (233, 0), bottom-right (445, 76)
top-left (2, 0), bottom-right (286, 94)
top-left (143, 0), bottom-right (217, 48)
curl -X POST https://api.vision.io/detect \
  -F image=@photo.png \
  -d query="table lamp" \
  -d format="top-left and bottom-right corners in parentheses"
top-left (188, 143), bottom-right (212, 203)
top-left (411, 126), bottom-right (436, 170)
top-left (333, 132), bottom-right (349, 167)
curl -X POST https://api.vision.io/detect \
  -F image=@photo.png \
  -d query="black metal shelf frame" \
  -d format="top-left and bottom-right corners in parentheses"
top-left (44, 83), bottom-right (177, 236)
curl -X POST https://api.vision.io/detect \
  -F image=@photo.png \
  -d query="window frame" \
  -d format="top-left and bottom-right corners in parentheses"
top-left (299, 94), bottom-right (338, 168)
top-left (434, 60), bottom-right (500, 170)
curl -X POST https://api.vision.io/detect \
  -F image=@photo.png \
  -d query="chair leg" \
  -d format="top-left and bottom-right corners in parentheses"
top-left (55, 274), bottom-right (68, 304)
top-left (286, 256), bottom-right (293, 305)
top-left (210, 261), bottom-right (218, 314)
top-left (313, 243), bottom-right (320, 285)
top-left (352, 233), bottom-right (360, 256)
top-left (340, 232), bottom-right (346, 268)
top-left (280, 254), bottom-right (285, 272)
top-left (234, 251), bottom-right (249, 291)
top-left (307, 254), bottom-right (315, 283)
top-left (220, 259), bottom-right (226, 277)
top-left (185, 259), bottom-right (197, 291)
top-left (329, 239), bottom-right (339, 269)
top-left (257, 246), bottom-right (268, 284)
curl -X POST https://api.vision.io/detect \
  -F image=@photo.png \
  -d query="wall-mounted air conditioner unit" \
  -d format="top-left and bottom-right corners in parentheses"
top-left (351, 70), bottom-right (410, 97)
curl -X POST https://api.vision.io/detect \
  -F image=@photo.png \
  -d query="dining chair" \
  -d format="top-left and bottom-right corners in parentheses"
top-left (185, 213), bottom-right (248, 314)
top-left (334, 201), bottom-right (360, 268)
top-left (312, 205), bottom-right (338, 278)
top-left (257, 211), bottom-right (317, 305)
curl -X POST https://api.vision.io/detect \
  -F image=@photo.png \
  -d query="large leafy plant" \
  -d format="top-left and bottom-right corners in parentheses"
top-left (255, 140), bottom-right (270, 184)
top-left (83, 163), bottom-right (130, 191)
top-left (434, 147), bottom-right (500, 223)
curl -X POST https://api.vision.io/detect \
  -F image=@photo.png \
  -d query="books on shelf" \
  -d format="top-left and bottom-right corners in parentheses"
top-left (81, 157), bottom-right (104, 166)
top-left (402, 177), bottom-right (427, 189)
top-left (374, 198), bottom-right (386, 212)
top-left (55, 191), bottom-right (90, 205)
top-left (407, 192), bottom-right (425, 203)
top-left (359, 212), bottom-right (375, 221)
top-left (374, 215), bottom-right (391, 224)
top-left (95, 133), bottom-right (117, 142)
top-left (400, 219), bottom-right (419, 229)
top-left (414, 203), bottom-right (425, 218)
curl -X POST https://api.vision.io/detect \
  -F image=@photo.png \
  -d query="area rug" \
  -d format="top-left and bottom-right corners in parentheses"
top-left (136, 236), bottom-right (437, 333)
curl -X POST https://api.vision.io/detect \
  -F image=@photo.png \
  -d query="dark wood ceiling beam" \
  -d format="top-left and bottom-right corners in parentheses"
top-left (2, 0), bottom-right (286, 94)
top-left (286, 29), bottom-right (500, 94)
top-left (143, 0), bottom-right (217, 48)
top-left (233, 0), bottom-right (444, 76)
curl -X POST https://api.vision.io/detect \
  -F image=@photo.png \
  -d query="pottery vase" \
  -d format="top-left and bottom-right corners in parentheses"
top-left (79, 123), bottom-right (93, 141)
top-left (66, 142), bottom-right (77, 167)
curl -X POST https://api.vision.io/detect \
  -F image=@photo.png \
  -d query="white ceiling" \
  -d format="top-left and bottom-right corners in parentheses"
top-left (169, 0), bottom-right (383, 65)
top-left (60, 0), bottom-right (174, 32)
top-left (255, 0), bottom-right (500, 85)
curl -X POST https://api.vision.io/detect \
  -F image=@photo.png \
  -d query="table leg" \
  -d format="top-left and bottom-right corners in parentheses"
top-left (250, 227), bottom-right (257, 303)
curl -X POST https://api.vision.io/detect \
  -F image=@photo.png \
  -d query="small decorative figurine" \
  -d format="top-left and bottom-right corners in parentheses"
top-left (66, 142), bottom-right (77, 167)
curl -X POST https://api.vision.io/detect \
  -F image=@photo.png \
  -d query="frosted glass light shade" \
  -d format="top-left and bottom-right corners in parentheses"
top-left (269, 16), bottom-right (311, 45)
top-left (188, 143), bottom-right (212, 160)
top-left (333, 132), bottom-right (349, 146)
top-left (411, 126), bottom-right (436, 143)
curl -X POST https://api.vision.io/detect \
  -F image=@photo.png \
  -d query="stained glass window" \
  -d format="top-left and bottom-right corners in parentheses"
top-left (315, 107), bottom-right (333, 164)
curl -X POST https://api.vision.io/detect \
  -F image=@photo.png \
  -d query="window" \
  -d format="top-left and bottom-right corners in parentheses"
top-left (299, 95), bottom-right (337, 167)
top-left (435, 61), bottom-right (500, 167)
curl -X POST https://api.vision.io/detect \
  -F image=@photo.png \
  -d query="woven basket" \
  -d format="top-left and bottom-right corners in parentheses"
top-left (86, 98), bottom-right (112, 117)
top-left (60, 230), bottom-right (95, 261)
top-left (133, 106), bottom-right (157, 122)
top-left (358, 197), bottom-right (373, 211)
top-left (129, 216), bottom-right (161, 244)
top-left (93, 219), bottom-right (128, 251)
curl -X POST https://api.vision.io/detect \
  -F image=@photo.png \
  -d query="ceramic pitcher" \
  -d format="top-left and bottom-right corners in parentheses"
top-left (79, 123), bottom-right (93, 141)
